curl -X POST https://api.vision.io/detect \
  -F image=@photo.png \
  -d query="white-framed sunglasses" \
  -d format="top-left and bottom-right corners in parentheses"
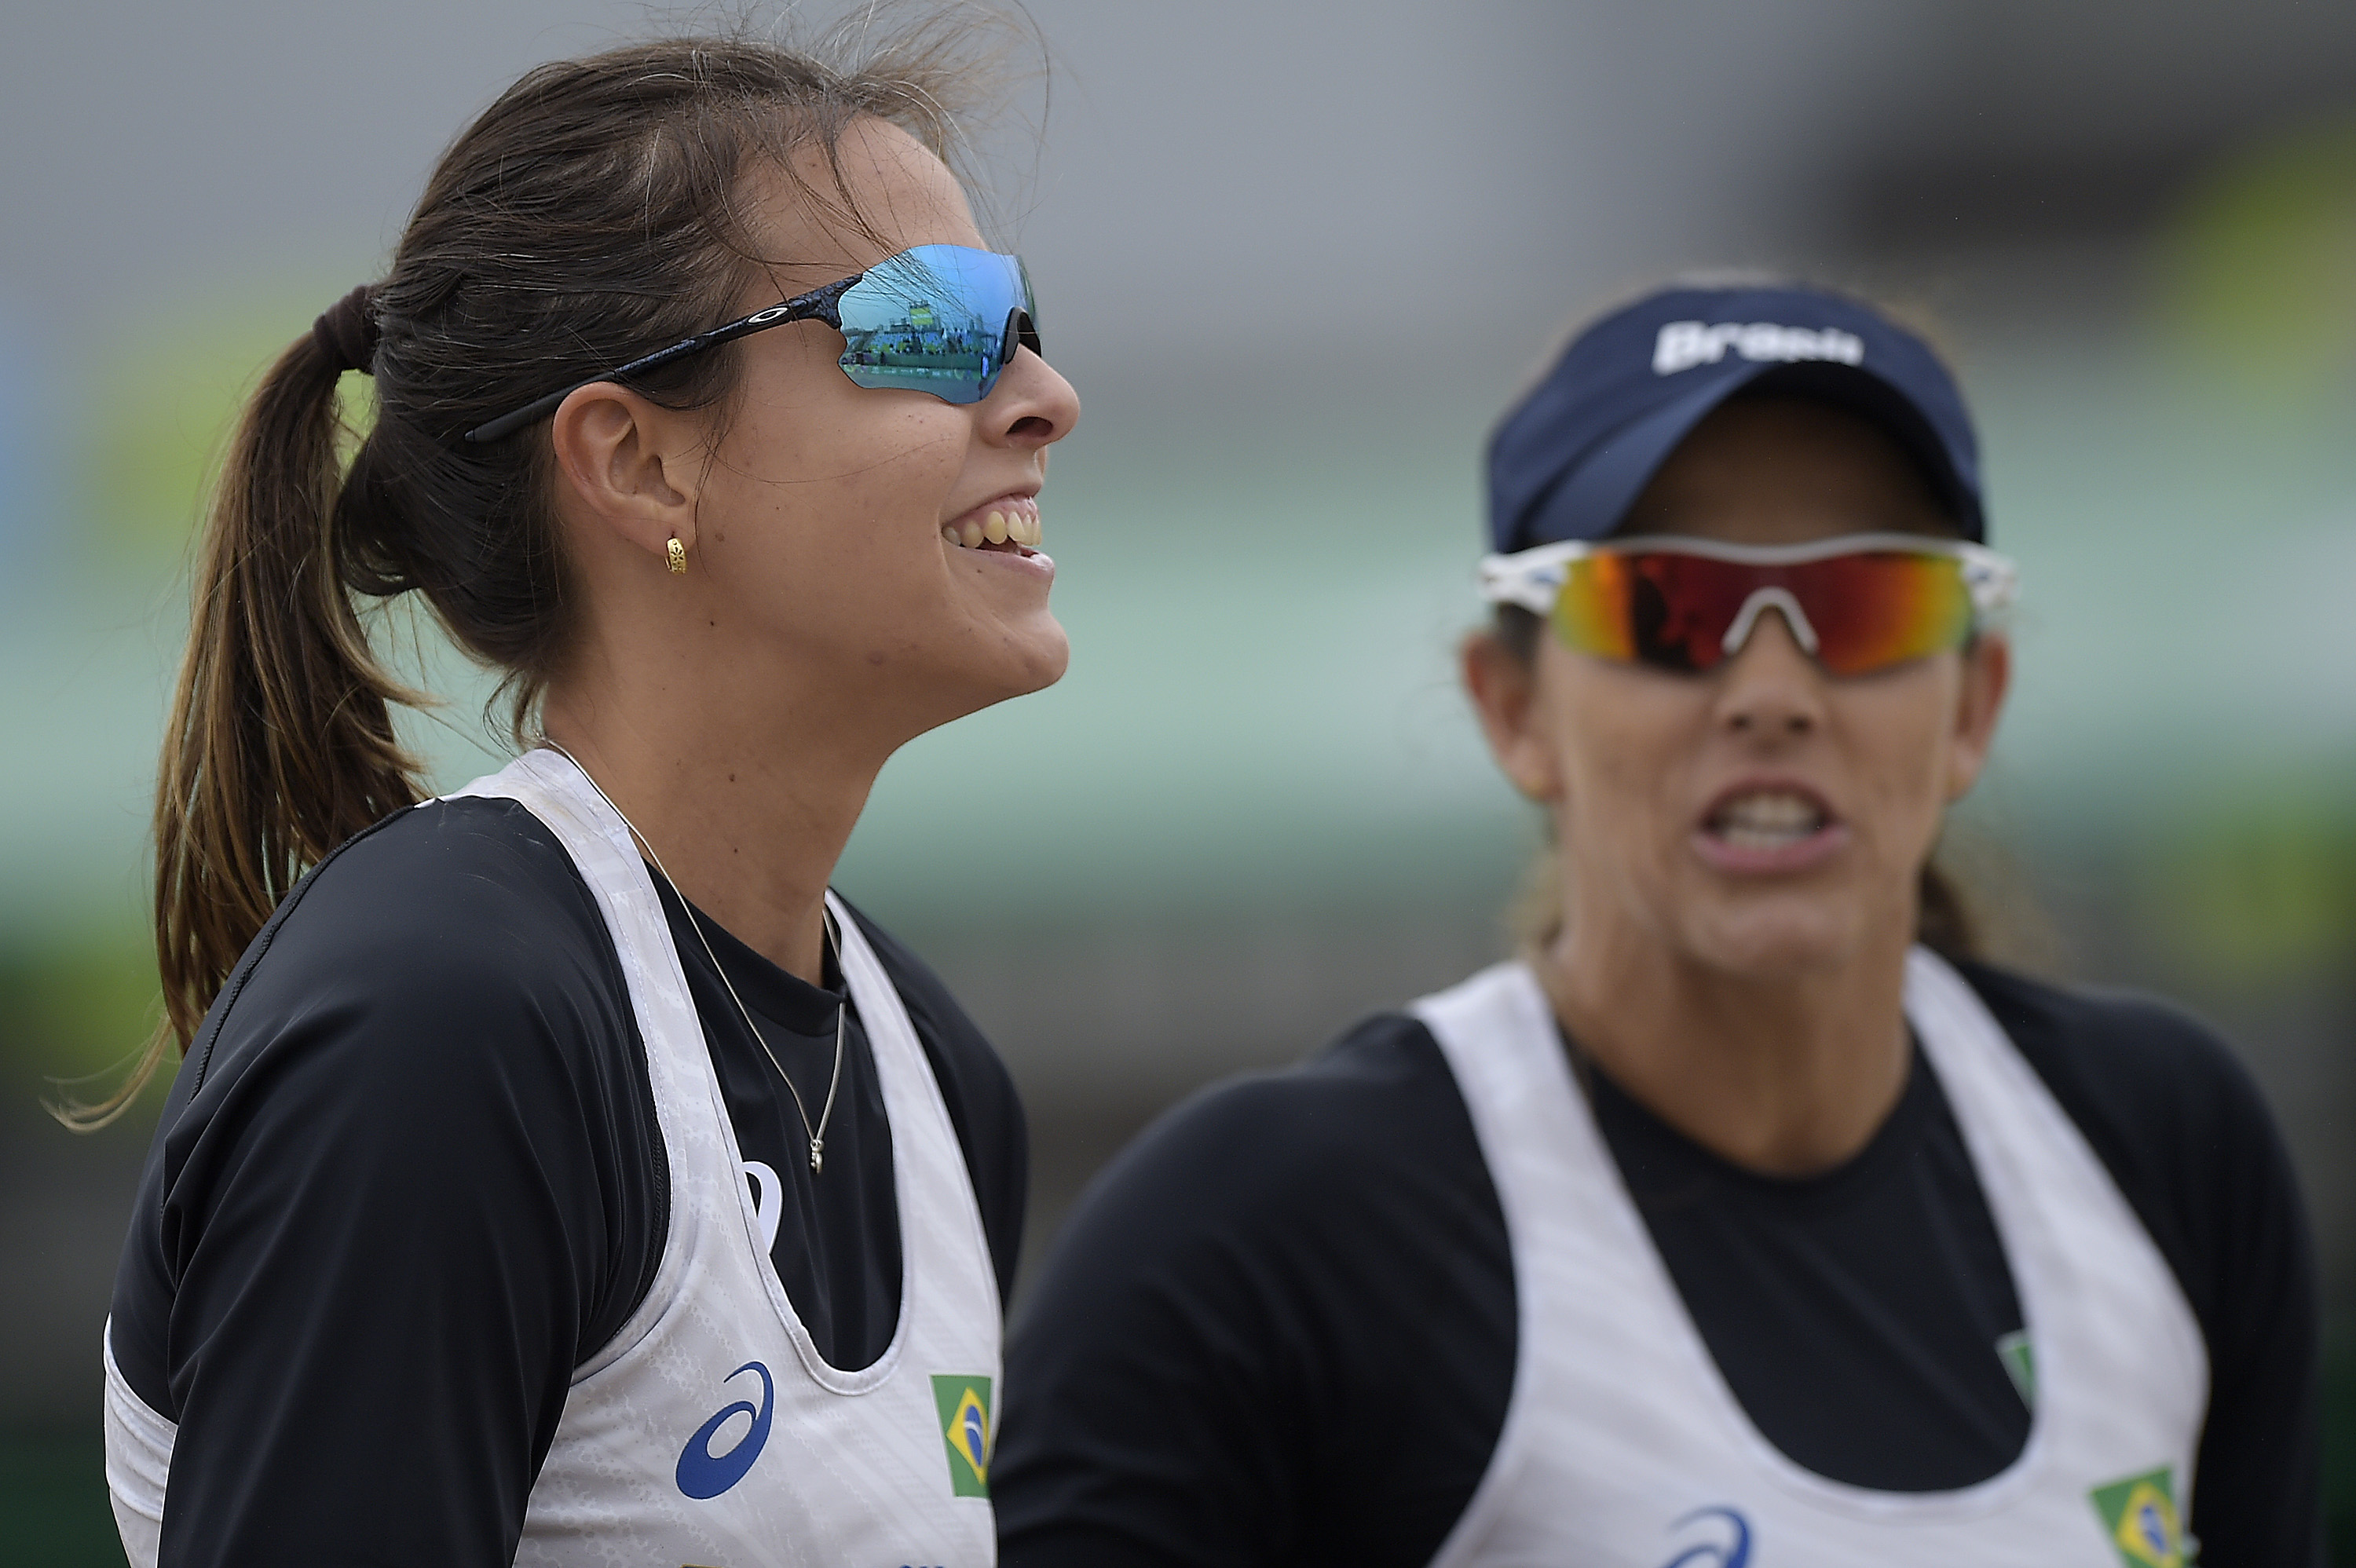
top-left (1480, 533), bottom-right (2017, 675)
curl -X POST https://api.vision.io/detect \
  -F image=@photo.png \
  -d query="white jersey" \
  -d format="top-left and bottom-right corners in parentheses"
top-left (1409, 949), bottom-right (2208, 1568)
top-left (107, 747), bottom-right (1004, 1567)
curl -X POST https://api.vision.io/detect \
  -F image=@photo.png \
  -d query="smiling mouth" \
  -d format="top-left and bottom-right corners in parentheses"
top-left (942, 495), bottom-right (1043, 554)
top-left (1704, 788), bottom-right (1831, 852)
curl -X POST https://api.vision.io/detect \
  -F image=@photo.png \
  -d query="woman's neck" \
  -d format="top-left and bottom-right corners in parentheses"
top-left (1541, 911), bottom-right (1914, 1178)
top-left (538, 651), bottom-right (894, 987)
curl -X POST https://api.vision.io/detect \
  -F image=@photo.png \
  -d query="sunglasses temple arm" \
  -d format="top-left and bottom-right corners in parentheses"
top-left (463, 276), bottom-right (860, 444)
top-left (1478, 551), bottom-right (1574, 616)
top-left (1960, 550), bottom-right (2020, 624)
top-left (464, 386), bottom-right (597, 446)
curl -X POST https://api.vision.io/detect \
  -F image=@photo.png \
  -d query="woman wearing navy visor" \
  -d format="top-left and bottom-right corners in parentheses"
top-left (993, 283), bottom-right (2321, 1566)
top-left (96, 25), bottom-right (1074, 1568)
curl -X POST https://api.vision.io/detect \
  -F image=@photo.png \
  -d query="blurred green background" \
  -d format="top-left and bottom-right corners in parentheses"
top-left (5, 1), bottom-right (2356, 1560)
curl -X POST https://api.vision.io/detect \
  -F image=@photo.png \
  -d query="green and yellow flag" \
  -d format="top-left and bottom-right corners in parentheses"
top-left (931, 1374), bottom-right (993, 1498)
top-left (2089, 1467), bottom-right (2185, 1568)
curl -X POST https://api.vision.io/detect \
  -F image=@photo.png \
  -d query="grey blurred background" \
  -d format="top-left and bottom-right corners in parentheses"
top-left (4, 1), bottom-right (2355, 1559)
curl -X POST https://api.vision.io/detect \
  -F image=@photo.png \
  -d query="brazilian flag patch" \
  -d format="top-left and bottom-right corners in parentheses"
top-left (2089, 1467), bottom-right (2185, 1568)
top-left (931, 1374), bottom-right (993, 1497)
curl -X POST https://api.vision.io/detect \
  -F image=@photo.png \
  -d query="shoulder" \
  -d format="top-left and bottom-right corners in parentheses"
top-left (244, 794), bottom-right (611, 1003)
top-left (196, 796), bottom-right (619, 1070)
top-left (1957, 959), bottom-right (2301, 1329)
top-left (1962, 959), bottom-right (2248, 1086)
top-left (1143, 1010), bottom-right (1465, 1175)
top-left (117, 795), bottom-right (664, 1413)
top-left (1958, 959), bottom-right (2280, 1172)
top-left (1058, 1010), bottom-right (1501, 1295)
top-left (167, 794), bottom-right (646, 1164)
top-left (998, 1012), bottom-right (1515, 1566)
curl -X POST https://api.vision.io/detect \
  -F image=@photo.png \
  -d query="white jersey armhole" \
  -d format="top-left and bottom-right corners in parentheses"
top-left (102, 1314), bottom-right (175, 1568)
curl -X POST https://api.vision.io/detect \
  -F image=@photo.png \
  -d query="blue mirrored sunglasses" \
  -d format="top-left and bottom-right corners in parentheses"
top-left (463, 243), bottom-right (1041, 444)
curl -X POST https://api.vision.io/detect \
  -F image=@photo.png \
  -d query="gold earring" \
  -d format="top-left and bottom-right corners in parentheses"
top-left (666, 535), bottom-right (687, 576)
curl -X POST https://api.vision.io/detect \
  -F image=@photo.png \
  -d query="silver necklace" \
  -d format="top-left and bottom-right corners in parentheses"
top-left (547, 744), bottom-right (846, 1175)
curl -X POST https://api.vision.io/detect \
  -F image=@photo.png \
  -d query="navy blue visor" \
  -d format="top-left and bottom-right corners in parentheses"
top-left (1486, 285), bottom-right (1985, 553)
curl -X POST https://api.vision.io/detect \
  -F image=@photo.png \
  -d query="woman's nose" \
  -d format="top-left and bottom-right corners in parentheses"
top-left (987, 347), bottom-right (1081, 449)
top-left (1712, 607), bottom-right (1825, 740)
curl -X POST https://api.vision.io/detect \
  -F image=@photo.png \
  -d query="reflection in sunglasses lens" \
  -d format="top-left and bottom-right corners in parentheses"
top-left (836, 246), bottom-right (1034, 404)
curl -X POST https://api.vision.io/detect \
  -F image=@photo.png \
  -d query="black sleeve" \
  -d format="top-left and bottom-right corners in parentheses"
top-left (108, 799), bottom-right (664, 1568)
top-left (993, 1014), bottom-right (1513, 1568)
top-left (844, 901), bottom-right (1029, 1307)
top-left (1962, 963), bottom-right (2325, 1568)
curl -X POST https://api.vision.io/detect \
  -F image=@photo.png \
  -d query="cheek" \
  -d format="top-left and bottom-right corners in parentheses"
top-left (1838, 674), bottom-right (1960, 850)
top-left (812, 408), bottom-right (968, 556)
top-left (1546, 660), bottom-right (1707, 846)
top-left (712, 357), bottom-right (968, 562)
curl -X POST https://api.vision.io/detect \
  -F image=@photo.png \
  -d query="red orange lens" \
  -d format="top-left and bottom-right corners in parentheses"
top-left (1794, 551), bottom-right (1974, 674)
top-left (1552, 549), bottom-right (1974, 675)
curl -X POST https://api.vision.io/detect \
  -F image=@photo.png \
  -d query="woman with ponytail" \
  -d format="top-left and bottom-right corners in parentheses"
top-left (101, 22), bottom-right (1074, 1567)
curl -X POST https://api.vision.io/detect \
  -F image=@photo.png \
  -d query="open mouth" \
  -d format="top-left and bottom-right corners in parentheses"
top-left (942, 495), bottom-right (1043, 555)
top-left (1692, 783), bottom-right (1848, 873)
top-left (1704, 788), bottom-right (1831, 852)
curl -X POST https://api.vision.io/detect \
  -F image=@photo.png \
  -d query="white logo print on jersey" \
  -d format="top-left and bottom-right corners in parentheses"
top-left (741, 1160), bottom-right (783, 1252)
top-left (1653, 320), bottom-right (1864, 376)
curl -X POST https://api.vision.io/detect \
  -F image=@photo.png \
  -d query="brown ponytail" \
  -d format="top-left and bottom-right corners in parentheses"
top-left (56, 16), bottom-right (1022, 1130)
top-left (53, 331), bottom-right (427, 1129)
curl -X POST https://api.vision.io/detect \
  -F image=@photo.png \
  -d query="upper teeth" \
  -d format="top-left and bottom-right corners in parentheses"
top-left (943, 503), bottom-right (1042, 550)
top-left (1714, 791), bottom-right (1824, 846)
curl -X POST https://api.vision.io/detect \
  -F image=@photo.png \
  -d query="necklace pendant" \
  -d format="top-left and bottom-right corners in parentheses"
top-left (809, 1138), bottom-right (824, 1175)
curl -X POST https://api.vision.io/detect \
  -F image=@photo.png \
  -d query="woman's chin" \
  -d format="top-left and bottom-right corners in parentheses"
top-left (1676, 896), bottom-right (1876, 979)
top-left (918, 620), bottom-right (1068, 726)
top-left (998, 617), bottom-right (1070, 695)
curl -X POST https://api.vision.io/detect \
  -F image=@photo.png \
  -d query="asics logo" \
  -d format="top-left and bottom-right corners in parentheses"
top-left (675, 1361), bottom-right (774, 1500)
top-left (1660, 1505), bottom-right (1752, 1568)
top-left (1653, 320), bottom-right (1864, 376)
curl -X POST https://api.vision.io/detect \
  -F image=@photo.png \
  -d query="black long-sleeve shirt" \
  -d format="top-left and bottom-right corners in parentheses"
top-left (108, 795), bottom-right (1026, 1567)
top-left (994, 963), bottom-right (2322, 1567)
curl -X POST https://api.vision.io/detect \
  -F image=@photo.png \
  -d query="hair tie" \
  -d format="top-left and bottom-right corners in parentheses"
top-left (313, 284), bottom-right (381, 375)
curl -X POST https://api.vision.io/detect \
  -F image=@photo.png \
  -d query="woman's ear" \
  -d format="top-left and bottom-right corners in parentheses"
top-left (547, 382), bottom-right (704, 563)
top-left (1463, 631), bottom-right (1564, 804)
top-left (1944, 632), bottom-right (2011, 801)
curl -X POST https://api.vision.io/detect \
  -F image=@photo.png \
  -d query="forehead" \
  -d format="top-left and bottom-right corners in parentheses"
top-left (1619, 397), bottom-right (1954, 543)
top-left (741, 117), bottom-right (984, 291)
